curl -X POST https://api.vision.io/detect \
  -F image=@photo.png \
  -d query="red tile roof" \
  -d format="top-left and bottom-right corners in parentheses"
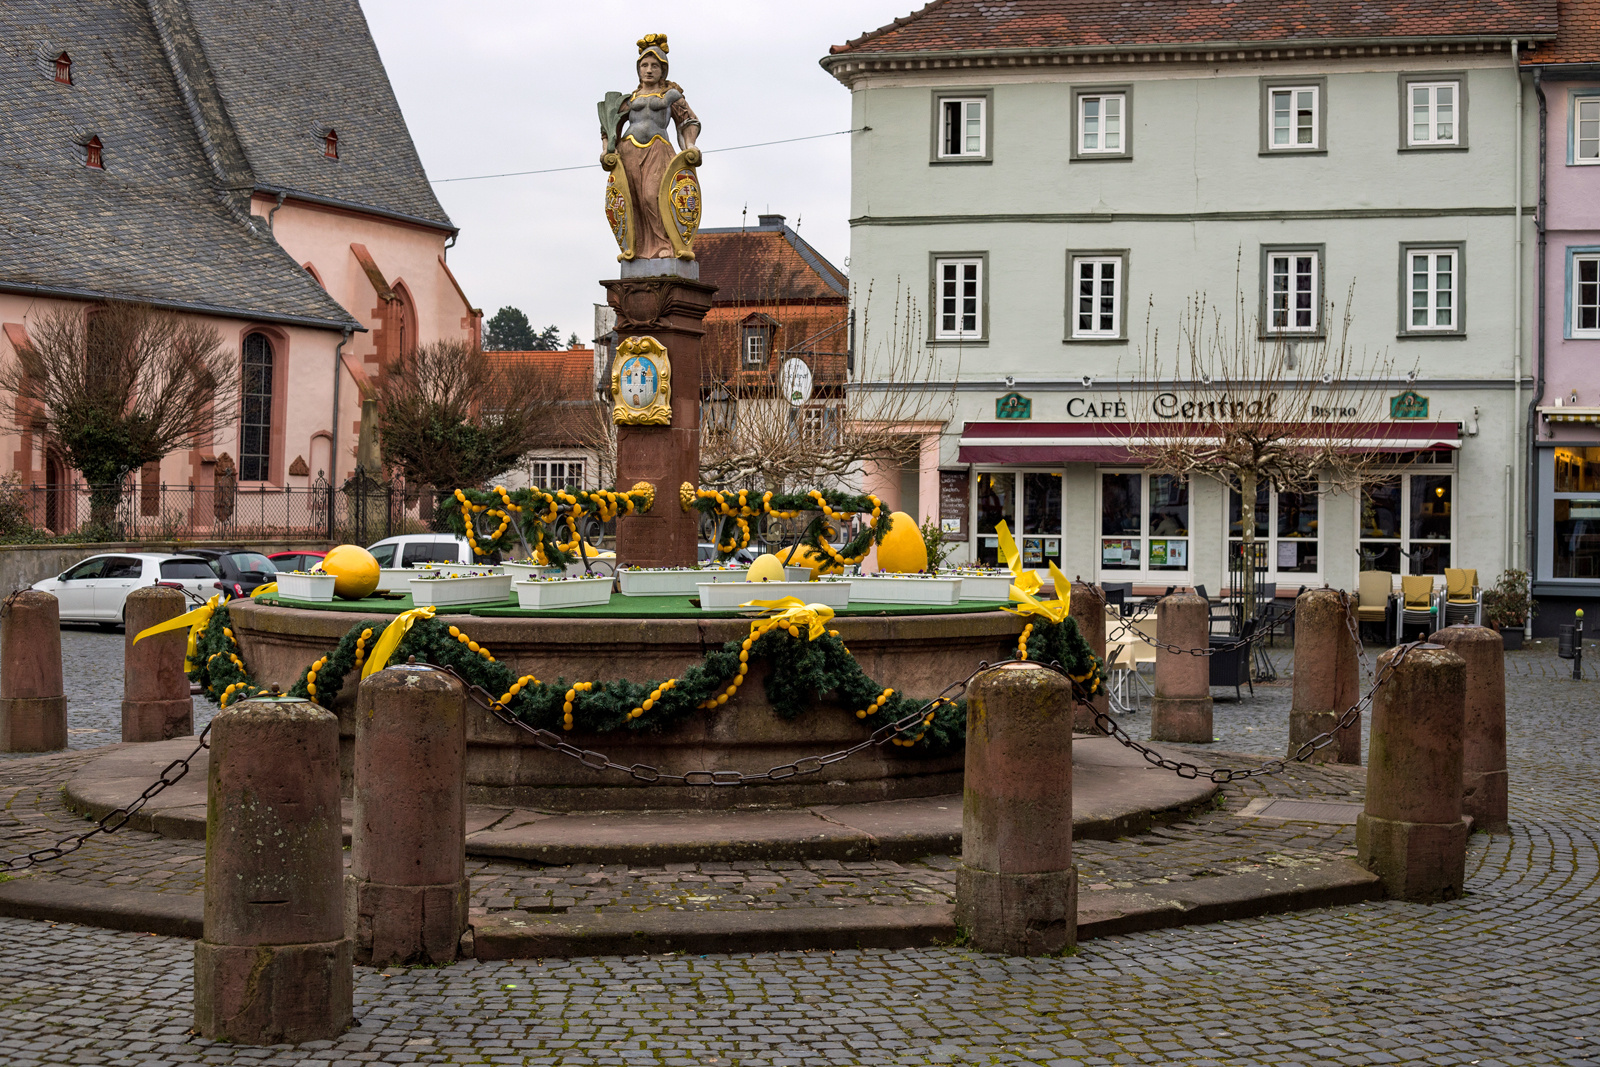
top-left (829, 1), bottom-right (1557, 56)
top-left (695, 226), bottom-right (848, 305)
top-left (485, 348), bottom-right (596, 402)
top-left (1525, 0), bottom-right (1600, 63)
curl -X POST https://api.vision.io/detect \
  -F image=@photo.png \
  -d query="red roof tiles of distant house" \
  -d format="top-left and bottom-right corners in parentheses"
top-left (485, 348), bottom-right (595, 401)
top-left (829, 1), bottom-right (1558, 56)
top-left (1525, 0), bottom-right (1600, 63)
top-left (696, 227), bottom-right (848, 305)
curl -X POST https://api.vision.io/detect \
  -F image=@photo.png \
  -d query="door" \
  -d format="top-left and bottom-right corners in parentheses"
top-left (54, 557), bottom-right (108, 620)
top-left (96, 556), bottom-right (147, 621)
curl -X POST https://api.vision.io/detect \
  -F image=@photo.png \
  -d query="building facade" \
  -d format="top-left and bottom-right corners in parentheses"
top-left (0, 0), bottom-right (475, 531)
top-left (824, 1), bottom-right (1556, 595)
top-left (1527, 3), bottom-right (1600, 633)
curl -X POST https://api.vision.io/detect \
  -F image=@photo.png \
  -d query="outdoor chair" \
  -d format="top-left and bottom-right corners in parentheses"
top-left (1396, 574), bottom-right (1440, 643)
top-left (1356, 570), bottom-right (1395, 643)
top-left (1105, 641), bottom-right (1151, 714)
top-left (1442, 567), bottom-right (1482, 627)
top-left (1102, 582), bottom-right (1133, 619)
top-left (1209, 619), bottom-right (1256, 700)
top-left (1193, 584), bottom-right (1235, 635)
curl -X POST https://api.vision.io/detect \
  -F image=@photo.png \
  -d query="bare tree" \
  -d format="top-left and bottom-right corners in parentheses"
top-left (1121, 274), bottom-right (1405, 623)
top-left (0, 302), bottom-right (234, 530)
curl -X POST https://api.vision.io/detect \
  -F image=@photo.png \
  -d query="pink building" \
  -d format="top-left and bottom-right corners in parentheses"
top-left (1527, 2), bottom-right (1600, 632)
top-left (0, 0), bottom-right (477, 533)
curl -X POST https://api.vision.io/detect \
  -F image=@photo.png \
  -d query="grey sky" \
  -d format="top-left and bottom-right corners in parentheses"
top-left (362, 1), bottom-right (915, 343)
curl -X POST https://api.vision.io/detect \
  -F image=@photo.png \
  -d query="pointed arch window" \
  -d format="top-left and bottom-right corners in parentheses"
top-left (54, 52), bottom-right (72, 84)
top-left (240, 333), bottom-right (274, 481)
top-left (324, 129), bottom-right (339, 160)
top-left (84, 136), bottom-right (102, 169)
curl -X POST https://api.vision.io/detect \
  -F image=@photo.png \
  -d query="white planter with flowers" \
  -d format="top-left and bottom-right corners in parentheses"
top-left (408, 572), bottom-right (515, 608)
top-left (939, 571), bottom-right (1014, 601)
top-left (847, 575), bottom-right (963, 606)
top-left (697, 580), bottom-right (851, 610)
top-left (276, 572), bottom-right (336, 603)
top-left (515, 576), bottom-right (615, 609)
top-left (619, 567), bottom-right (750, 596)
top-left (501, 561), bottom-right (564, 583)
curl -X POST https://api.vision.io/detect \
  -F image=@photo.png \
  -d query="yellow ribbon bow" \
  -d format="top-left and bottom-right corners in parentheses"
top-left (741, 596), bottom-right (836, 642)
top-left (993, 520), bottom-right (1041, 600)
top-left (1004, 561), bottom-right (1074, 625)
top-left (132, 594), bottom-right (219, 673)
top-left (362, 605), bottom-right (437, 679)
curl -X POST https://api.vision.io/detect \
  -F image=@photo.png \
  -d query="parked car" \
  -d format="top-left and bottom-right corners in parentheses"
top-left (268, 550), bottom-right (326, 573)
top-left (208, 550), bottom-right (279, 598)
top-left (366, 534), bottom-right (475, 568)
top-left (698, 542), bottom-right (763, 565)
top-left (32, 553), bottom-right (218, 628)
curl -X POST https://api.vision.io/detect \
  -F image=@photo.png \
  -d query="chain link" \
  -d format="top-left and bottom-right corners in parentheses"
top-left (2, 723), bottom-right (212, 871)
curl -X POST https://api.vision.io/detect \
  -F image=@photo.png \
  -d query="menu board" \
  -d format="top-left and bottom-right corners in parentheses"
top-left (938, 470), bottom-right (969, 537)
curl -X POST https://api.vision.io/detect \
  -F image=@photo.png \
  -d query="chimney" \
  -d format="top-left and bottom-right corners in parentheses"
top-left (757, 214), bottom-right (786, 229)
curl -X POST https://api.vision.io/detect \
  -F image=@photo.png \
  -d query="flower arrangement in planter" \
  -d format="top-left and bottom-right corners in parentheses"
top-left (1482, 569), bottom-right (1537, 649)
top-left (848, 573), bottom-right (964, 606)
top-left (276, 571), bottom-right (337, 603)
top-left (408, 570), bottom-right (515, 608)
top-left (936, 567), bottom-right (1014, 601)
top-left (514, 573), bottom-right (614, 609)
top-left (501, 560), bottom-right (565, 582)
top-left (619, 564), bottom-right (750, 597)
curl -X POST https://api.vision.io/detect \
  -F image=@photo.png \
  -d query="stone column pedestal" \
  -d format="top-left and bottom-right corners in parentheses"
top-left (1356, 644), bottom-right (1469, 903)
top-left (955, 663), bottom-right (1076, 956)
top-left (1288, 589), bottom-right (1361, 764)
top-left (122, 586), bottom-right (192, 742)
top-left (0, 591), bottom-right (67, 752)
top-left (1431, 624), bottom-right (1509, 834)
top-left (347, 665), bottom-right (470, 966)
top-left (1067, 582), bottom-right (1108, 734)
top-left (1149, 594), bottom-right (1212, 743)
top-left (602, 276), bottom-right (717, 568)
top-left (195, 695), bottom-right (350, 1044)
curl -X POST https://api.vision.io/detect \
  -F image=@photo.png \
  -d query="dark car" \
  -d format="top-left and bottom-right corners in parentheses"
top-left (269, 550), bottom-right (327, 573)
top-left (207, 550), bottom-right (279, 597)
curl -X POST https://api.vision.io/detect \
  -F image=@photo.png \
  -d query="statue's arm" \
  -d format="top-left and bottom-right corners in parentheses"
top-left (672, 96), bottom-right (702, 153)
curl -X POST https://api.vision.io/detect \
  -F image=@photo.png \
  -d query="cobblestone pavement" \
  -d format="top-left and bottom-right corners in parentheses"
top-left (0, 647), bottom-right (1596, 1064)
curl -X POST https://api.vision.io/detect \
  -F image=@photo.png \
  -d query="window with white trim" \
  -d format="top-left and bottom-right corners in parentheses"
top-left (1099, 472), bottom-right (1189, 574)
top-left (1269, 86), bottom-right (1319, 149)
top-left (938, 97), bottom-right (986, 159)
top-left (742, 326), bottom-right (769, 366)
top-left (1359, 469), bottom-right (1454, 576)
top-left (1072, 257), bottom-right (1121, 338)
top-left (975, 471), bottom-right (1062, 571)
top-left (1575, 254), bottom-right (1600, 336)
top-left (1576, 97), bottom-right (1600, 164)
top-left (1229, 483), bottom-right (1321, 576)
top-left (1408, 82), bottom-right (1459, 146)
top-left (935, 258), bottom-right (983, 339)
top-left (1077, 93), bottom-right (1125, 154)
top-left (530, 460), bottom-right (585, 490)
top-left (1408, 249), bottom-right (1457, 330)
top-left (1267, 251), bottom-right (1319, 333)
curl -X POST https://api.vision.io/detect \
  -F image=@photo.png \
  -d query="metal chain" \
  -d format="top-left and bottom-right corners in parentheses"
top-left (428, 659), bottom-right (1021, 786)
top-left (1056, 641), bottom-right (1419, 783)
top-left (2, 723), bottom-right (212, 871)
top-left (1077, 580), bottom-right (1260, 657)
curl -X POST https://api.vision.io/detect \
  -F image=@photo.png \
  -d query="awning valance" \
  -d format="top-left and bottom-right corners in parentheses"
top-left (1539, 406), bottom-right (1600, 424)
top-left (956, 421), bottom-right (1463, 465)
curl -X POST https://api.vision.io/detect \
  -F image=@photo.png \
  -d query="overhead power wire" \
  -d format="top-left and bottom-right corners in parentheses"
top-left (430, 127), bottom-right (867, 184)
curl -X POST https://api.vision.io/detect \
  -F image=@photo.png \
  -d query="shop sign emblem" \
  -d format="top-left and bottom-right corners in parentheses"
top-left (1390, 389), bottom-right (1429, 419)
top-left (996, 392), bottom-right (1032, 420)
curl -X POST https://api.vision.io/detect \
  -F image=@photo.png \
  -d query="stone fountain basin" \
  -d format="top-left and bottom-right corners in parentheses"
top-left (226, 600), bottom-right (1026, 810)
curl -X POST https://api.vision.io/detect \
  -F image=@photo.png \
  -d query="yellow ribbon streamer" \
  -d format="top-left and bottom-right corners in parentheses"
top-left (251, 582), bottom-right (277, 598)
top-left (361, 605), bottom-right (437, 679)
top-left (1004, 561), bottom-right (1074, 625)
top-left (993, 520), bottom-right (1041, 598)
top-left (132, 594), bottom-right (220, 672)
top-left (741, 596), bottom-right (836, 641)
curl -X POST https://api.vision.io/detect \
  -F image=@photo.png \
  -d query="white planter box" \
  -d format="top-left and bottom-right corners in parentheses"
top-left (848, 575), bottom-right (963, 606)
top-left (696, 581), bottom-right (851, 610)
top-left (515, 576), bottom-right (614, 609)
top-left (409, 573), bottom-right (514, 607)
top-left (276, 572), bottom-right (336, 603)
top-left (784, 566), bottom-right (814, 583)
top-left (942, 573), bottom-right (1014, 601)
top-left (377, 567), bottom-right (414, 593)
top-left (501, 562), bottom-right (564, 583)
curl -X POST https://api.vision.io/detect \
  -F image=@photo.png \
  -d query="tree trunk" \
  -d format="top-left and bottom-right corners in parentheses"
top-left (1239, 469), bottom-right (1258, 637)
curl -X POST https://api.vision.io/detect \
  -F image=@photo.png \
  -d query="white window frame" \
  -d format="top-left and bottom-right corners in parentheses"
top-left (1265, 249), bottom-right (1321, 334)
top-left (1077, 93), bottom-right (1125, 155)
top-left (1096, 470), bottom-right (1193, 581)
top-left (1071, 256), bottom-right (1122, 339)
top-left (743, 327), bottom-right (768, 367)
top-left (934, 257), bottom-right (984, 341)
top-left (938, 97), bottom-right (987, 159)
top-left (1269, 86), bottom-right (1320, 150)
top-left (1575, 96), bottom-right (1600, 165)
top-left (1407, 81), bottom-right (1460, 146)
top-left (1574, 253), bottom-right (1600, 338)
top-left (1227, 482), bottom-right (1323, 582)
top-left (972, 469), bottom-right (1064, 576)
top-left (530, 459), bottom-right (585, 491)
top-left (1407, 248), bottom-right (1459, 331)
top-left (1357, 460), bottom-right (1457, 580)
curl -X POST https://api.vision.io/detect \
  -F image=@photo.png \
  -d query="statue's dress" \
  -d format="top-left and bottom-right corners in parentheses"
top-left (618, 88), bottom-right (698, 260)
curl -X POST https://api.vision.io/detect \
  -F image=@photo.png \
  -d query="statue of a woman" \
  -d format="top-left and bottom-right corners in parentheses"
top-left (600, 34), bottom-right (703, 263)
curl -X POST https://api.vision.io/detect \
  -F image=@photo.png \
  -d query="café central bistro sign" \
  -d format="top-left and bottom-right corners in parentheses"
top-left (1053, 391), bottom-right (1364, 421)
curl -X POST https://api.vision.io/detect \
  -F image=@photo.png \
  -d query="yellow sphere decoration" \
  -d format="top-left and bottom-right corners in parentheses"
top-left (775, 544), bottom-right (837, 579)
top-left (746, 552), bottom-right (786, 583)
top-left (876, 512), bottom-right (928, 573)
top-left (318, 544), bottom-right (381, 600)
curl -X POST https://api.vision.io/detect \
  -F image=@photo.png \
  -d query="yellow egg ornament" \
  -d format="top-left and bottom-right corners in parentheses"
top-left (746, 553), bottom-right (787, 583)
top-left (775, 544), bottom-right (836, 579)
top-left (876, 512), bottom-right (928, 573)
top-left (318, 544), bottom-right (381, 600)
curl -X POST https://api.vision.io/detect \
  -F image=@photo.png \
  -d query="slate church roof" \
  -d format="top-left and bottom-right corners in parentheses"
top-left (0, 0), bottom-right (447, 330)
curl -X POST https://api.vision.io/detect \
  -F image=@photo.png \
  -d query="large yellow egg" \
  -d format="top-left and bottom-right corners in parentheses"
top-left (776, 544), bottom-right (836, 578)
top-left (746, 552), bottom-right (787, 583)
top-left (876, 512), bottom-right (928, 573)
top-left (318, 544), bottom-right (380, 600)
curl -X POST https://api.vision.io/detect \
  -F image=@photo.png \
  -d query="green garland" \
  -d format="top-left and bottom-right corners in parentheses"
top-left (442, 484), bottom-right (656, 566)
top-left (187, 604), bottom-right (1103, 754)
top-left (687, 487), bottom-right (893, 564)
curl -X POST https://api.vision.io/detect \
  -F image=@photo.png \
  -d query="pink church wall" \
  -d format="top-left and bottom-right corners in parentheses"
top-left (1539, 81), bottom-right (1600, 433)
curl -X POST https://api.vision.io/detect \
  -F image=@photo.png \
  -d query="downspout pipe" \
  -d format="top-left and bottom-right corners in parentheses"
top-left (1511, 38), bottom-right (1525, 579)
top-left (331, 325), bottom-right (352, 492)
top-left (1529, 69), bottom-right (1549, 605)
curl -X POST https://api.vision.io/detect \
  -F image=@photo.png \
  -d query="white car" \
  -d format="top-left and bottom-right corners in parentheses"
top-left (32, 553), bottom-right (218, 627)
top-left (366, 534), bottom-right (475, 569)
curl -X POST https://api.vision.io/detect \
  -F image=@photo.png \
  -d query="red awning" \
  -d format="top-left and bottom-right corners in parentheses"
top-left (956, 421), bottom-right (1462, 465)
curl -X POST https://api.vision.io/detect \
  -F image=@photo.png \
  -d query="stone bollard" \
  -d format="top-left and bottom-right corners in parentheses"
top-left (122, 586), bottom-right (192, 742)
top-left (1068, 582), bottom-right (1108, 734)
top-left (1356, 644), bottom-right (1469, 903)
top-left (955, 663), bottom-right (1076, 956)
top-left (347, 664), bottom-right (470, 966)
top-left (1431, 625), bottom-right (1509, 834)
top-left (1288, 589), bottom-right (1361, 765)
top-left (194, 692), bottom-right (351, 1044)
top-left (0, 591), bottom-right (68, 752)
top-left (1149, 594), bottom-right (1212, 743)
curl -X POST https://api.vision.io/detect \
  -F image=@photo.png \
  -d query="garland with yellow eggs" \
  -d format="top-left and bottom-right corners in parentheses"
top-left (443, 483), bottom-right (657, 567)
top-left (683, 486), bottom-right (892, 567)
